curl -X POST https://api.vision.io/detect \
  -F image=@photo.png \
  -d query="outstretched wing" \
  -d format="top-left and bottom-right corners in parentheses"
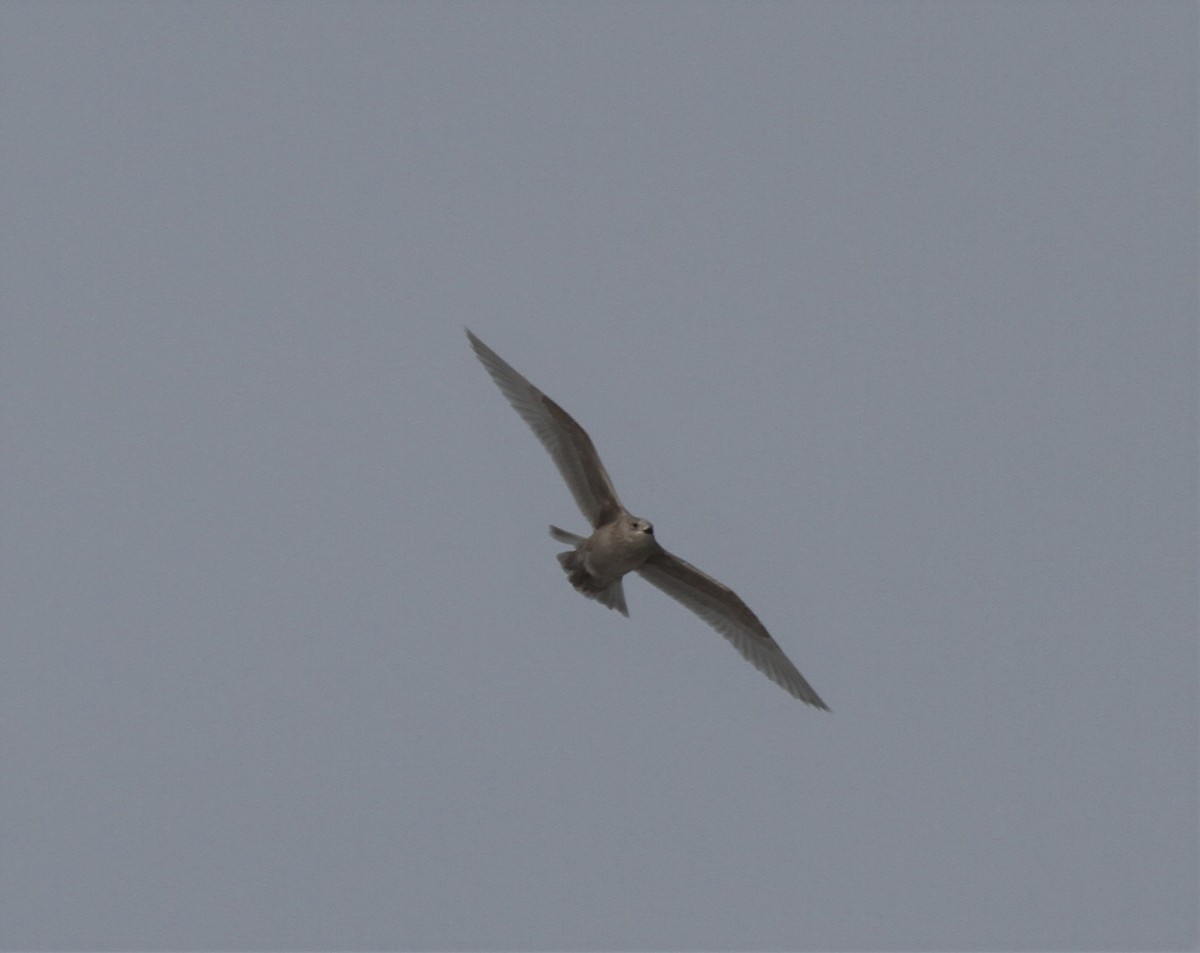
top-left (637, 550), bottom-right (829, 709)
top-left (467, 329), bottom-right (624, 527)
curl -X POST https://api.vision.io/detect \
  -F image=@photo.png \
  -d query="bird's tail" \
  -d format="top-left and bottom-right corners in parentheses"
top-left (549, 525), bottom-right (628, 616)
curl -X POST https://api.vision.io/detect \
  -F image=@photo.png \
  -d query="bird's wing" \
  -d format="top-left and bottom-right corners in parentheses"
top-left (637, 550), bottom-right (829, 709)
top-left (467, 329), bottom-right (624, 527)
top-left (548, 525), bottom-right (587, 545)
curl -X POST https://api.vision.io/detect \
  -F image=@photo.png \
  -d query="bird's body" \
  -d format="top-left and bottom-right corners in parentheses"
top-left (549, 517), bottom-right (655, 616)
top-left (467, 328), bottom-right (829, 709)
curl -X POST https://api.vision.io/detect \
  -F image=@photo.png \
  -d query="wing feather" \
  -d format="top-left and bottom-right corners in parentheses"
top-left (637, 551), bottom-right (829, 709)
top-left (467, 329), bottom-right (624, 527)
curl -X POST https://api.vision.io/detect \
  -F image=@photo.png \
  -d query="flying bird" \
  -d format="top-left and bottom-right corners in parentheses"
top-left (467, 328), bottom-right (829, 709)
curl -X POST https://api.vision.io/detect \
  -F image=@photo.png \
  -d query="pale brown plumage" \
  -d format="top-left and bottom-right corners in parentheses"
top-left (467, 328), bottom-right (829, 709)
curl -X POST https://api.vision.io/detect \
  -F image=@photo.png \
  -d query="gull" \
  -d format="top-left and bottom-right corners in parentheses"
top-left (467, 328), bottom-right (829, 709)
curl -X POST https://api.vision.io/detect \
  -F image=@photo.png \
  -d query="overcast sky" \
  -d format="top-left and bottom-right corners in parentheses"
top-left (2, 3), bottom-right (1196, 950)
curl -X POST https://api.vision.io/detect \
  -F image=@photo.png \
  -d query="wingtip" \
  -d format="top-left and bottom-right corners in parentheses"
top-left (466, 328), bottom-right (494, 364)
top-left (784, 679), bottom-right (831, 711)
top-left (795, 686), bottom-right (831, 711)
top-left (803, 689), bottom-right (832, 711)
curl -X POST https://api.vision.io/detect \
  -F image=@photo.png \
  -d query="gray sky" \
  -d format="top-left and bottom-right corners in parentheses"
top-left (2, 3), bottom-right (1196, 950)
